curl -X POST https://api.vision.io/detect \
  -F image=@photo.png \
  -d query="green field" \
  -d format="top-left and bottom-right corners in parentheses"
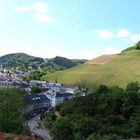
top-left (42, 50), bottom-right (140, 88)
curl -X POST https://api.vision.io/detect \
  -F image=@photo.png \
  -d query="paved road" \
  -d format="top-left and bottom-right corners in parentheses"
top-left (27, 115), bottom-right (52, 140)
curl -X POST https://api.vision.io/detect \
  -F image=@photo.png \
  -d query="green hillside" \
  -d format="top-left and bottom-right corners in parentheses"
top-left (0, 53), bottom-right (44, 69)
top-left (42, 49), bottom-right (140, 88)
top-left (0, 53), bottom-right (86, 71)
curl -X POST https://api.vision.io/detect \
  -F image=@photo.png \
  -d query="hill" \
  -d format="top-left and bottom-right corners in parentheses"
top-left (0, 53), bottom-right (44, 69)
top-left (87, 54), bottom-right (117, 65)
top-left (42, 49), bottom-right (140, 88)
top-left (53, 56), bottom-right (77, 68)
top-left (0, 53), bottom-right (86, 80)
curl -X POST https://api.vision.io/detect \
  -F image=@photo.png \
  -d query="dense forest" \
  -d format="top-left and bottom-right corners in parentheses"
top-left (44, 82), bottom-right (140, 140)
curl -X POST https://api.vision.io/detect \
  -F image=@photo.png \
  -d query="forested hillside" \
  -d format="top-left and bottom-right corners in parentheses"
top-left (44, 82), bottom-right (140, 140)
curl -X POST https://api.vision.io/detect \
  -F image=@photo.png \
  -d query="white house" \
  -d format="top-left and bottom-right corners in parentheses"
top-left (43, 90), bottom-right (75, 107)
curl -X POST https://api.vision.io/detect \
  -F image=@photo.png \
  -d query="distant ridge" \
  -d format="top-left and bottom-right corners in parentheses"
top-left (87, 54), bottom-right (117, 65)
top-left (0, 53), bottom-right (86, 70)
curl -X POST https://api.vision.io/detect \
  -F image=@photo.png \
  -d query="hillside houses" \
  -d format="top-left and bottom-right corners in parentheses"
top-left (29, 80), bottom-right (47, 88)
top-left (0, 80), bottom-right (14, 88)
top-left (44, 82), bottom-right (77, 106)
top-left (0, 80), bottom-right (29, 89)
top-left (44, 90), bottom-right (75, 107)
top-left (22, 94), bottom-right (51, 120)
top-left (47, 82), bottom-right (77, 94)
top-left (0, 79), bottom-right (78, 119)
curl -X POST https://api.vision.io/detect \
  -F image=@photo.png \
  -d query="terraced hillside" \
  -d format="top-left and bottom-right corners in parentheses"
top-left (42, 50), bottom-right (140, 88)
top-left (87, 54), bottom-right (117, 65)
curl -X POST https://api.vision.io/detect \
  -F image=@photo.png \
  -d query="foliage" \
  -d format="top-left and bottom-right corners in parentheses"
top-left (87, 133), bottom-right (102, 140)
top-left (121, 46), bottom-right (135, 52)
top-left (97, 84), bottom-right (109, 94)
top-left (51, 117), bottom-right (74, 140)
top-left (122, 41), bottom-right (140, 52)
top-left (44, 113), bottom-right (56, 129)
top-left (135, 41), bottom-right (140, 50)
top-left (0, 53), bottom-right (43, 69)
top-left (0, 88), bottom-right (25, 134)
top-left (131, 109), bottom-right (140, 136)
top-left (53, 56), bottom-right (76, 68)
top-left (0, 53), bottom-right (85, 76)
top-left (126, 82), bottom-right (139, 92)
top-left (46, 82), bottom-right (140, 140)
top-left (31, 86), bottom-right (42, 93)
top-left (74, 117), bottom-right (96, 138)
top-left (71, 59), bottom-right (87, 65)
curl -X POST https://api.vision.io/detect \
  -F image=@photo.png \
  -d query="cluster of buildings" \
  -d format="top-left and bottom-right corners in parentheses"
top-left (0, 67), bottom-right (88, 120)
top-left (0, 66), bottom-right (31, 80)
top-left (21, 82), bottom-right (78, 120)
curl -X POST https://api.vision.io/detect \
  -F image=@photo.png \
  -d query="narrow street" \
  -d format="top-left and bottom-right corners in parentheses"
top-left (27, 115), bottom-right (52, 140)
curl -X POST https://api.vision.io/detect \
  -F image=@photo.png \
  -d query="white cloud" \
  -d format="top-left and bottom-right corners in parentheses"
top-left (33, 13), bottom-right (55, 23)
top-left (116, 29), bottom-right (130, 38)
top-left (15, 2), bottom-right (55, 24)
top-left (130, 34), bottom-right (140, 42)
top-left (96, 30), bottom-right (114, 39)
top-left (96, 29), bottom-right (140, 43)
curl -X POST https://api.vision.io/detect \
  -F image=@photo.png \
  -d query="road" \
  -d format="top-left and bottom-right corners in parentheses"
top-left (27, 115), bottom-right (52, 140)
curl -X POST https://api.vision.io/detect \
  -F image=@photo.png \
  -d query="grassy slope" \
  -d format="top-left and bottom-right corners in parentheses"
top-left (42, 50), bottom-right (140, 88)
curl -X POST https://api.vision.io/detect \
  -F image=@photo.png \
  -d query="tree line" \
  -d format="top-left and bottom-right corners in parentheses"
top-left (0, 88), bottom-right (27, 134)
top-left (44, 82), bottom-right (140, 140)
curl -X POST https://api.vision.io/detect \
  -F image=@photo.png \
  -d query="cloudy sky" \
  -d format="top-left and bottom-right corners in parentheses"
top-left (0, 0), bottom-right (140, 59)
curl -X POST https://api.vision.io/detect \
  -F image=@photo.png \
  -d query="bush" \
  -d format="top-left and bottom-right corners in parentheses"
top-left (87, 133), bottom-right (102, 140)
top-left (52, 117), bottom-right (73, 140)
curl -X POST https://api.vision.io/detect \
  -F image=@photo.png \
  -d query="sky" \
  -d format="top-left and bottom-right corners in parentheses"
top-left (0, 0), bottom-right (140, 59)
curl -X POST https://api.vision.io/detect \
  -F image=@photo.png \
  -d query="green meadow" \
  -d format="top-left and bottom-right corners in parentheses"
top-left (42, 50), bottom-right (140, 88)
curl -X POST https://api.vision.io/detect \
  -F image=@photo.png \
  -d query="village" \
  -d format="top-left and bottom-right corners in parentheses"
top-left (0, 67), bottom-right (90, 140)
top-left (0, 66), bottom-right (82, 112)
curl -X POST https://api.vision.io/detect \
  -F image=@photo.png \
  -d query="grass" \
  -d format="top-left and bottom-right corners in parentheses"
top-left (42, 50), bottom-right (140, 88)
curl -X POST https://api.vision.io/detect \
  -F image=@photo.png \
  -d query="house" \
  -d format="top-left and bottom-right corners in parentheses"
top-left (29, 80), bottom-right (47, 88)
top-left (47, 82), bottom-right (77, 94)
top-left (22, 94), bottom-right (51, 120)
top-left (52, 92), bottom-right (74, 106)
top-left (44, 90), bottom-right (75, 107)
top-left (0, 80), bottom-right (14, 88)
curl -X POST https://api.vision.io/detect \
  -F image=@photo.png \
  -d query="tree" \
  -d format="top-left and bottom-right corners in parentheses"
top-left (87, 133), bottom-right (102, 140)
top-left (126, 82), bottom-right (139, 92)
top-left (44, 113), bottom-right (56, 129)
top-left (122, 90), bottom-right (139, 118)
top-left (74, 117), bottom-right (96, 138)
top-left (53, 56), bottom-right (76, 68)
top-left (131, 110), bottom-right (140, 136)
top-left (135, 41), bottom-right (140, 50)
top-left (45, 83), bottom-right (140, 139)
top-left (97, 85), bottom-right (109, 94)
top-left (0, 88), bottom-right (24, 134)
top-left (31, 86), bottom-right (42, 93)
top-left (52, 117), bottom-right (73, 140)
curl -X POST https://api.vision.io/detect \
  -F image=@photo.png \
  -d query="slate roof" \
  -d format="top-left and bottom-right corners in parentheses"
top-left (55, 92), bottom-right (74, 97)
top-left (24, 94), bottom-right (50, 104)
